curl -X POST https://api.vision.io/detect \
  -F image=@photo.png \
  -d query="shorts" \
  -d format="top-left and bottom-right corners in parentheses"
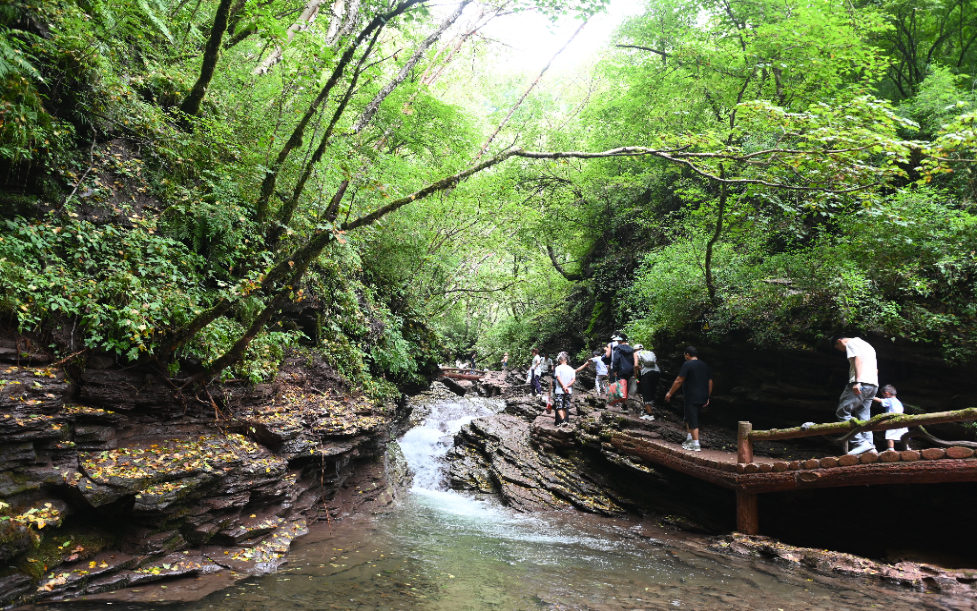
top-left (639, 370), bottom-right (661, 404)
top-left (554, 393), bottom-right (572, 411)
top-left (684, 403), bottom-right (705, 430)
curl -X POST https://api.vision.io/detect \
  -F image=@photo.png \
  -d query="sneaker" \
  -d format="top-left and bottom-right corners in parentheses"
top-left (681, 440), bottom-right (693, 450)
top-left (689, 444), bottom-right (701, 452)
top-left (640, 414), bottom-right (655, 421)
top-left (847, 442), bottom-right (876, 456)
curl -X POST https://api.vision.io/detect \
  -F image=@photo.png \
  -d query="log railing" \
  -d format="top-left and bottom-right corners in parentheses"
top-left (736, 407), bottom-right (977, 464)
top-left (733, 407), bottom-right (977, 536)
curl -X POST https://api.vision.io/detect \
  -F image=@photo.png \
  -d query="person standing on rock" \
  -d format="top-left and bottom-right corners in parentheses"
top-left (553, 352), bottom-right (576, 427)
top-left (603, 333), bottom-right (622, 382)
top-left (529, 348), bottom-right (542, 396)
top-left (501, 352), bottom-right (509, 371)
top-left (664, 346), bottom-right (712, 452)
top-left (831, 335), bottom-right (879, 455)
top-left (610, 334), bottom-right (635, 405)
top-left (633, 344), bottom-right (660, 421)
top-left (576, 349), bottom-right (609, 395)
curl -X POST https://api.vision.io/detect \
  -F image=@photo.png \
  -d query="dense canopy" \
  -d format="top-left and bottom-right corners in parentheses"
top-left (0, 0), bottom-right (975, 396)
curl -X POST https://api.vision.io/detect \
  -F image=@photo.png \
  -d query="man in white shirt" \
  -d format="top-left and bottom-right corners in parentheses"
top-left (831, 335), bottom-right (880, 455)
top-left (553, 352), bottom-right (576, 427)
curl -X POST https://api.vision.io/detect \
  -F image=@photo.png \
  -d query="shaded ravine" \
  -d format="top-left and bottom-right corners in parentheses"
top-left (27, 392), bottom-right (977, 611)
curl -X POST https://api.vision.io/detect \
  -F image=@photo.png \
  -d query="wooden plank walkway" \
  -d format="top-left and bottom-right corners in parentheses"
top-left (600, 417), bottom-right (977, 535)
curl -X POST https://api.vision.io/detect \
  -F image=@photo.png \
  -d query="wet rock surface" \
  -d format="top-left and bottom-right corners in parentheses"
top-left (714, 533), bottom-right (977, 597)
top-left (0, 355), bottom-right (412, 605)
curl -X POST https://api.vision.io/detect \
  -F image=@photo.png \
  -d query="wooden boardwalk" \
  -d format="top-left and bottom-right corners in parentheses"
top-left (603, 414), bottom-right (977, 535)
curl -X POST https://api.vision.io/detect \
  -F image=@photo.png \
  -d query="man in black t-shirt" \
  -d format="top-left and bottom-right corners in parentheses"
top-left (664, 345), bottom-right (713, 452)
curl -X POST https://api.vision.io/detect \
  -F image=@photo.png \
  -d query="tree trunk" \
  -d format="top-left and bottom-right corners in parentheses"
top-left (253, 0), bottom-right (328, 76)
top-left (180, 0), bottom-right (235, 118)
top-left (255, 0), bottom-right (425, 223)
top-left (352, 1), bottom-right (471, 133)
top-left (704, 165), bottom-right (726, 305)
top-left (273, 0), bottom-right (469, 240)
top-left (269, 27), bottom-right (383, 245)
top-left (546, 244), bottom-right (585, 281)
top-left (473, 19), bottom-right (587, 163)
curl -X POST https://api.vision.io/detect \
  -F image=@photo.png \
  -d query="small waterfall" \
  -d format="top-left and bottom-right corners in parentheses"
top-left (399, 393), bottom-right (504, 492)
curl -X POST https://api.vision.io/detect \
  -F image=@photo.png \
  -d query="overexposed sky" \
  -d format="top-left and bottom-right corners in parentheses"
top-left (478, 0), bottom-right (645, 73)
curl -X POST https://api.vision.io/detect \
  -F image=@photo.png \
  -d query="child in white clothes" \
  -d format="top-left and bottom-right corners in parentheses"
top-left (552, 352), bottom-right (576, 427)
top-left (872, 384), bottom-right (910, 450)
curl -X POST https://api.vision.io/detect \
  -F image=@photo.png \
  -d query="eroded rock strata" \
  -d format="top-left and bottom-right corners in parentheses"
top-left (0, 355), bottom-right (411, 605)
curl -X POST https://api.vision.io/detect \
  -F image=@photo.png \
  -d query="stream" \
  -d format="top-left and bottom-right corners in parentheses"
top-left (34, 395), bottom-right (975, 611)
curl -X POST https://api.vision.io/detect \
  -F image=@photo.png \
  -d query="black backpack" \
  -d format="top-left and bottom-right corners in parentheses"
top-left (613, 344), bottom-right (635, 377)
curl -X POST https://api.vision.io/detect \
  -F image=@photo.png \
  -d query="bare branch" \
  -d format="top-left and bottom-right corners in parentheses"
top-left (473, 18), bottom-right (589, 162)
top-left (352, 0), bottom-right (471, 133)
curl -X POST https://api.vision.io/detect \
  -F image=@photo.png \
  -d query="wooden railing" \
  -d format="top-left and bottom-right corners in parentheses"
top-left (733, 407), bottom-right (977, 535)
top-left (736, 407), bottom-right (977, 464)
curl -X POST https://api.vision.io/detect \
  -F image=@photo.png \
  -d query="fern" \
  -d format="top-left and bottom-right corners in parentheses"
top-left (0, 30), bottom-right (43, 83)
top-left (138, 0), bottom-right (173, 42)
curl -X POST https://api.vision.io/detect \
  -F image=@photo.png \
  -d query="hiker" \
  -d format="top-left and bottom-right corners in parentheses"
top-left (633, 343), bottom-right (660, 421)
top-left (529, 348), bottom-right (542, 396)
top-left (552, 351), bottom-right (576, 427)
top-left (610, 334), bottom-right (635, 404)
top-left (576, 349), bottom-right (609, 394)
top-left (831, 335), bottom-right (879, 455)
top-left (603, 333), bottom-right (622, 382)
top-left (872, 384), bottom-right (910, 451)
top-left (501, 352), bottom-right (509, 371)
top-left (664, 345), bottom-right (713, 452)
top-left (538, 352), bottom-right (552, 391)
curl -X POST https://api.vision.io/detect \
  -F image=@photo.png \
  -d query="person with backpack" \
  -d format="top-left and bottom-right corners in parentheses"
top-left (610, 334), bottom-right (635, 405)
top-left (633, 343), bottom-right (660, 421)
top-left (603, 333), bottom-right (622, 382)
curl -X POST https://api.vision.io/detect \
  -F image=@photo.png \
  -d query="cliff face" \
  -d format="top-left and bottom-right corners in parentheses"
top-left (0, 347), bottom-right (411, 605)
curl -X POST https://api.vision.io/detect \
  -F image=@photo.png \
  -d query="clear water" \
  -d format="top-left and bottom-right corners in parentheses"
top-left (34, 396), bottom-right (976, 611)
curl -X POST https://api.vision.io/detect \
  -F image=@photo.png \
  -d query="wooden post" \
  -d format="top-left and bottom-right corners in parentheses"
top-left (737, 421), bottom-right (753, 464)
top-left (736, 490), bottom-right (759, 535)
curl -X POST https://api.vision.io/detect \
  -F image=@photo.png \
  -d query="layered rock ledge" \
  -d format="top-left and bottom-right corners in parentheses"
top-left (0, 355), bottom-right (411, 605)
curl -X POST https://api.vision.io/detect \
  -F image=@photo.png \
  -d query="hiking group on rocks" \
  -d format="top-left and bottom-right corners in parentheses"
top-left (519, 332), bottom-right (909, 456)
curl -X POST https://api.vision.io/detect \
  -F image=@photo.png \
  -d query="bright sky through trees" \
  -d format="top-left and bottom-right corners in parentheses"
top-left (475, 0), bottom-right (642, 73)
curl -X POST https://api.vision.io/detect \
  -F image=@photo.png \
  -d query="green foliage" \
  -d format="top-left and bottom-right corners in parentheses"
top-left (1, 0), bottom-right (975, 403)
top-left (187, 317), bottom-right (304, 383)
top-left (624, 189), bottom-right (977, 360)
top-left (0, 216), bottom-right (207, 360)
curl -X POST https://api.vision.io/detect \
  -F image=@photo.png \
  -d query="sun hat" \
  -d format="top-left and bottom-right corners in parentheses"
top-left (634, 344), bottom-right (644, 350)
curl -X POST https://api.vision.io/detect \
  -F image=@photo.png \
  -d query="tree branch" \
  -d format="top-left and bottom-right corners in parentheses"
top-left (546, 244), bottom-right (585, 281)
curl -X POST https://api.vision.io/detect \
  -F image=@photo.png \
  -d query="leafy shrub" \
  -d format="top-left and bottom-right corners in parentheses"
top-left (0, 216), bottom-right (206, 360)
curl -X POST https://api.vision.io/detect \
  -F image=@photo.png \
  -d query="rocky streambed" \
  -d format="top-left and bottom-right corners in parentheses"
top-left (0, 351), bottom-right (413, 606)
top-left (446, 389), bottom-right (977, 600)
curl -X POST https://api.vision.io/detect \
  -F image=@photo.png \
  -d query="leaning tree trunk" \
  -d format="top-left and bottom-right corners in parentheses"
top-left (180, 0), bottom-right (235, 118)
top-left (704, 165), bottom-right (727, 305)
